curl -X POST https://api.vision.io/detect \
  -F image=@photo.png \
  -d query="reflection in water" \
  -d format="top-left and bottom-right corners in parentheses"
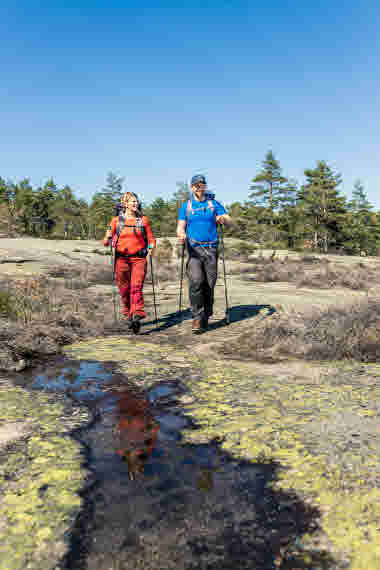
top-left (112, 387), bottom-right (159, 480)
top-left (31, 360), bottom-right (112, 402)
top-left (22, 360), bottom-right (335, 570)
top-left (196, 468), bottom-right (214, 492)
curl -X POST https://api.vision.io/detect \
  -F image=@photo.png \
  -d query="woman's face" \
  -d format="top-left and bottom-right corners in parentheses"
top-left (124, 196), bottom-right (139, 212)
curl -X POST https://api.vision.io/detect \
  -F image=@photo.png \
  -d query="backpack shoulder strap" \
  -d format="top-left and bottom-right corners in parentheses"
top-left (134, 216), bottom-right (148, 247)
top-left (116, 214), bottom-right (124, 237)
top-left (186, 200), bottom-right (192, 221)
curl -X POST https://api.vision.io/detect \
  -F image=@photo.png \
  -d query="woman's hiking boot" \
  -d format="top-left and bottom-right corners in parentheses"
top-left (131, 314), bottom-right (142, 334)
top-left (121, 315), bottom-right (133, 329)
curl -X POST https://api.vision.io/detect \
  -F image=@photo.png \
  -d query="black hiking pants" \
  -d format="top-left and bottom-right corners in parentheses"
top-left (186, 243), bottom-right (218, 319)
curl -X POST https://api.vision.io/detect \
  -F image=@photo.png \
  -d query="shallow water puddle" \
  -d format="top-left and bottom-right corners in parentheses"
top-left (16, 360), bottom-right (329, 570)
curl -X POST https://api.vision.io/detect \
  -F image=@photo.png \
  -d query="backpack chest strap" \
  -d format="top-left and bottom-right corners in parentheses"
top-left (186, 199), bottom-right (215, 220)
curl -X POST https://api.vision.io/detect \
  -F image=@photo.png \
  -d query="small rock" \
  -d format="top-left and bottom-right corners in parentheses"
top-left (178, 395), bottom-right (195, 405)
top-left (14, 359), bottom-right (27, 372)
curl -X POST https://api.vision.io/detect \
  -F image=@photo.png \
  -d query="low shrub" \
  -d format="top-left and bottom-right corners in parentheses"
top-left (146, 261), bottom-right (177, 284)
top-left (0, 273), bottom-right (117, 371)
top-left (86, 265), bottom-right (113, 285)
top-left (46, 265), bottom-right (82, 279)
top-left (221, 298), bottom-right (380, 363)
top-left (155, 239), bottom-right (173, 262)
top-left (238, 256), bottom-right (378, 291)
top-left (296, 263), bottom-right (375, 291)
top-left (0, 289), bottom-right (13, 318)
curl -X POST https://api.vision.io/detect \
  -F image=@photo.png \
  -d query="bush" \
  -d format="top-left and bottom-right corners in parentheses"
top-left (239, 256), bottom-right (377, 291)
top-left (235, 241), bottom-right (256, 254)
top-left (155, 239), bottom-right (173, 262)
top-left (46, 265), bottom-right (82, 279)
top-left (262, 241), bottom-right (288, 250)
top-left (296, 263), bottom-right (374, 291)
top-left (87, 265), bottom-right (113, 285)
top-left (147, 261), bottom-right (177, 284)
top-left (224, 241), bottom-right (256, 260)
top-left (0, 289), bottom-right (13, 318)
top-left (221, 298), bottom-right (380, 363)
top-left (0, 274), bottom-right (118, 371)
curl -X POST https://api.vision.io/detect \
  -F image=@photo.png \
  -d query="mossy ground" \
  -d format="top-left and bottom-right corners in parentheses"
top-left (0, 383), bottom-right (89, 570)
top-left (66, 336), bottom-right (380, 570)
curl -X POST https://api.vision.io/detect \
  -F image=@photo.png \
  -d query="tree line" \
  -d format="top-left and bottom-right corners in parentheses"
top-left (1, 151), bottom-right (379, 255)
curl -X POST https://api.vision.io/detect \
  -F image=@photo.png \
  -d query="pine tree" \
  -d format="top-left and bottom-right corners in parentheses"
top-left (349, 180), bottom-right (372, 212)
top-left (52, 185), bottom-right (82, 238)
top-left (343, 180), bottom-right (380, 255)
top-left (297, 161), bottom-right (346, 253)
top-left (0, 178), bottom-right (16, 233)
top-left (172, 182), bottom-right (190, 215)
top-left (144, 197), bottom-right (172, 237)
top-left (277, 178), bottom-right (300, 248)
top-left (249, 150), bottom-right (289, 223)
top-left (14, 179), bottom-right (34, 234)
top-left (89, 172), bottom-right (124, 238)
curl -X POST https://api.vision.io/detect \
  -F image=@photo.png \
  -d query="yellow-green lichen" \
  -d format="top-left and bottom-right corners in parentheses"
top-left (0, 385), bottom-right (88, 570)
top-left (65, 337), bottom-right (380, 569)
top-left (181, 360), bottom-right (380, 569)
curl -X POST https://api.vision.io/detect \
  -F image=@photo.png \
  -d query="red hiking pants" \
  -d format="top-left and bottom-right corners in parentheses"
top-left (115, 256), bottom-right (147, 318)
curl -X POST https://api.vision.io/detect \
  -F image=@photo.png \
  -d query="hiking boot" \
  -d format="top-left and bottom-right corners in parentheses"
top-left (121, 315), bottom-right (133, 329)
top-left (192, 318), bottom-right (202, 334)
top-left (201, 315), bottom-right (209, 331)
top-left (131, 314), bottom-right (142, 335)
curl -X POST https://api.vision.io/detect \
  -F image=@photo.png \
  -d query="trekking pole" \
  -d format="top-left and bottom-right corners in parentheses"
top-left (149, 254), bottom-right (158, 325)
top-left (178, 241), bottom-right (185, 316)
top-left (110, 240), bottom-right (117, 323)
top-left (219, 225), bottom-right (230, 324)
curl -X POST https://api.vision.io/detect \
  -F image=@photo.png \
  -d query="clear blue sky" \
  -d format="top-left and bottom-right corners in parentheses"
top-left (1, 0), bottom-right (379, 208)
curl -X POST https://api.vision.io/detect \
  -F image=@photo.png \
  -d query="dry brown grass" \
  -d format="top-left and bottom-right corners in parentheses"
top-left (221, 297), bottom-right (380, 363)
top-left (0, 271), bottom-right (120, 371)
top-left (239, 256), bottom-right (379, 291)
top-left (0, 255), bottom-right (180, 371)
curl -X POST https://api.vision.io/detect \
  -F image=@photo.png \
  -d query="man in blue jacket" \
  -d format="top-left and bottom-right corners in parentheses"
top-left (176, 174), bottom-right (232, 333)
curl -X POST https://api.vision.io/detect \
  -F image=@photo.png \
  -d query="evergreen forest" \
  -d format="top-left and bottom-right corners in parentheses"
top-left (1, 151), bottom-right (379, 255)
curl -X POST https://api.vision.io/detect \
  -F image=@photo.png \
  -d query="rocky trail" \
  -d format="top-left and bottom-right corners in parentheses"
top-left (1, 238), bottom-right (380, 570)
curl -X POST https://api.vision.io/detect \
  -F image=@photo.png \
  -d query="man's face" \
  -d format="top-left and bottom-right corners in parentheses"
top-left (192, 182), bottom-right (207, 199)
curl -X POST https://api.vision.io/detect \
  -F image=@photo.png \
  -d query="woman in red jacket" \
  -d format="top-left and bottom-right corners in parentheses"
top-left (113, 386), bottom-right (159, 480)
top-left (103, 192), bottom-right (156, 331)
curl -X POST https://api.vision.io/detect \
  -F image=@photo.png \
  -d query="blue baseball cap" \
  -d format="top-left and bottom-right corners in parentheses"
top-left (191, 174), bottom-right (207, 186)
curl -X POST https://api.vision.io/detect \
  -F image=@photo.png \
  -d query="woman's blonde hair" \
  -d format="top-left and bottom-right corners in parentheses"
top-left (121, 192), bottom-right (142, 215)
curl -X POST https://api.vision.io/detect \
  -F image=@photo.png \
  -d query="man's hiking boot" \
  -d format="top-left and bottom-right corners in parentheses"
top-left (192, 318), bottom-right (203, 334)
top-left (131, 314), bottom-right (142, 335)
top-left (201, 315), bottom-right (209, 331)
